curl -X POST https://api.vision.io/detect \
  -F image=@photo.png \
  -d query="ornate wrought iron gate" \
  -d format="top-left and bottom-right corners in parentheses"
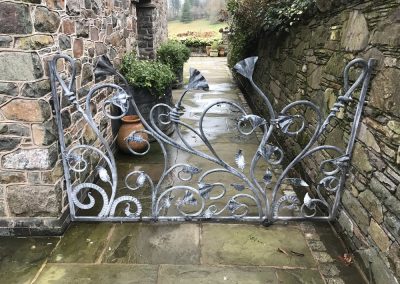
top-left (49, 54), bottom-right (374, 225)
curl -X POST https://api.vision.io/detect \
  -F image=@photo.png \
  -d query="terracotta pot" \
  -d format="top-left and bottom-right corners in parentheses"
top-left (206, 45), bottom-right (212, 56)
top-left (219, 48), bottom-right (225, 57)
top-left (117, 115), bottom-right (149, 154)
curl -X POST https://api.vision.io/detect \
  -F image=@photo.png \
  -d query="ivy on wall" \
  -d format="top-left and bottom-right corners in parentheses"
top-left (227, 0), bottom-right (315, 67)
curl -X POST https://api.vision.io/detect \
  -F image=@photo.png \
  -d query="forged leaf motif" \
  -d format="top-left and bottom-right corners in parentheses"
top-left (159, 195), bottom-right (174, 213)
top-left (239, 114), bottom-right (267, 129)
top-left (187, 68), bottom-right (209, 91)
top-left (233, 56), bottom-right (258, 79)
top-left (263, 169), bottom-right (273, 185)
top-left (283, 178), bottom-right (309, 187)
top-left (228, 199), bottom-right (241, 212)
top-left (198, 183), bottom-right (213, 199)
top-left (182, 165), bottom-right (202, 175)
top-left (97, 166), bottom-right (110, 183)
top-left (235, 149), bottom-right (246, 171)
top-left (111, 90), bottom-right (129, 113)
top-left (177, 190), bottom-right (198, 207)
top-left (136, 172), bottom-right (147, 187)
top-left (126, 134), bottom-right (146, 143)
top-left (303, 193), bottom-right (315, 209)
top-left (231, 183), bottom-right (245, 191)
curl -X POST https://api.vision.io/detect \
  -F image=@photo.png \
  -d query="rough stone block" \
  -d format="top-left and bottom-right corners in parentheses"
top-left (0, 123), bottom-right (30, 137)
top-left (0, 137), bottom-right (21, 152)
top-left (370, 68), bottom-right (400, 117)
top-left (352, 142), bottom-right (373, 173)
top-left (338, 210), bottom-right (354, 236)
top-left (14, 35), bottom-right (54, 50)
top-left (0, 36), bottom-right (13, 48)
top-left (7, 185), bottom-right (60, 216)
top-left (73, 38), bottom-right (84, 58)
top-left (358, 190), bottom-right (384, 223)
top-left (0, 83), bottom-right (18, 97)
top-left (0, 3), bottom-right (32, 34)
top-left (341, 11), bottom-right (369, 51)
top-left (62, 19), bottom-right (75, 34)
top-left (59, 34), bottom-right (71, 50)
top-left (368, 219), bottom-right (391, 252)
top-left (2, 147), bottom-right (57, 170)
top-left (34, 7), bottom-right (61, 33)
top-left (0, 52), bottom-right (43, 81)
top-left (32, 120), bottom-right (57, 146)
top-left (21, 80), bottom-right (51, 98)
top-left (342, 191), bottom-right (369, 233)
top-left (1, 99), bottom-right (51, 122)
top-left (0, 171), bottom-right (26, 184)
top-left (384, 213), bottom-right (400, 243)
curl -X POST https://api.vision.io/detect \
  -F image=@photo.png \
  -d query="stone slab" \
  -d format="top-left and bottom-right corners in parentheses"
top-left (201, 224), bottom-right (316, 268)
top-left (49, 223), bottom-right (113, 263)
top-left (103, 223), bottom-right (200, 265)
top-left (158, 264), bottom-right (278, 284)
top-left (34, 263), bottom-right (158, 284)
top-left (0, 236), bottom-right (59, 284)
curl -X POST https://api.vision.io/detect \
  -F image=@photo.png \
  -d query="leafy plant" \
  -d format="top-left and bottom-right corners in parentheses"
top-left (121, 51), bottom-right (175, 97)
top-left (227, 0), bottom-right (315, 67)
top-left (157, 40), bottom-right (190, 76)
top-left (211, 40), bottom-right (219, 50)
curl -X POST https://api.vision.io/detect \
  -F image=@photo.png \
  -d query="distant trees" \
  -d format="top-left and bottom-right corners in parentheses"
top-left (181, 0), bottom-right (193, 22)
top-left (168, 0), bottom-right (227, 23)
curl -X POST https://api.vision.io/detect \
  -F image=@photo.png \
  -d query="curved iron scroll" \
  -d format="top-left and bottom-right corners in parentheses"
top-left (50, 54), bottom-right (374, 224)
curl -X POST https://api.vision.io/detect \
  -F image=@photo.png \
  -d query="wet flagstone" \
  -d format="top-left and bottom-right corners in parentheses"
top-left (34, 263), bottom-right (158, 284)
top-left (201, 224), bottom-right (317, 268)
top-left (103, 223), bottom-right (200, 265)
top-left (0, 236), bottom-right (59, 284)
top-left (49, 223), bottom-right (112, 263)
top-left (157, 264), bottom-right (278, 284)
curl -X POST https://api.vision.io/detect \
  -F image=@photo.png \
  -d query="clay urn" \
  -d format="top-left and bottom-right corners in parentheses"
top-left (117, 115), bottom-right (149, 154)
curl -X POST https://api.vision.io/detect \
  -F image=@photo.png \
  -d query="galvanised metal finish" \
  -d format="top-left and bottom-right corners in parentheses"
top-left (49, 54), bottom-right (375, 224)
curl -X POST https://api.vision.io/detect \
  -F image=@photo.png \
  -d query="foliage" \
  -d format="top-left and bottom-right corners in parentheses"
top-left (157, 40), bottom-right (191, 76)
top-left (121, 51), bottom-right (175, 97)
top-left (211, 40), bottom-right (219, 50)
top-left (227, 0), bottom-right (315, 67)
top-left (176, 37), bottom-right (215, 47)
top-left (181, 0), bottom-right (193, 23)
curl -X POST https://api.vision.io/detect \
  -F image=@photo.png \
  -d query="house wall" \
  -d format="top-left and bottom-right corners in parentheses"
top-left (0, 0), bottom-right (166, 236)
top-left (239, 0), bottom-right (400, 282)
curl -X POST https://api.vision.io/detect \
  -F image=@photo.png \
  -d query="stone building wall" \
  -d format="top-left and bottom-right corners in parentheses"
top-left (239, 0), bottom-right (400, 282)
top-left (137, 0), bottom-right (168, 58)
top-left (0, 0), bottom-right (166, 235)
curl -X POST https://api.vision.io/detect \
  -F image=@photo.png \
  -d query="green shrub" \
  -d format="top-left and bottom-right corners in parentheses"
top-left (227, 0), bottom-right (315, 67)
top-left (121, 51), bottom-right (175, 97)
top-left (157, 40), bottom-right (190, 76)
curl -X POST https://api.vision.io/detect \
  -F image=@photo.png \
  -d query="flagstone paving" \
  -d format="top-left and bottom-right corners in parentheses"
top-left (0, 57), bottom-right (366, 284)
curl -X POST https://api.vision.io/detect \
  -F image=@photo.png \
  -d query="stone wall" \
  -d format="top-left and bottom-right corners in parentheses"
top-left (0, 0), bottom-right (166, 235)
top-left (137, 0), bottom-right (168, 58)
top-left (239, 0), bottom-right (400, 282)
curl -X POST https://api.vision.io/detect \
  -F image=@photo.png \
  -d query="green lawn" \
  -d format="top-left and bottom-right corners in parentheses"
top-left (168, 19), bottom-right (227, 38)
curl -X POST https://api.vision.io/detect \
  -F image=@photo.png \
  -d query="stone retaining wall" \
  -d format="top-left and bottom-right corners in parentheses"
top-left (239, 0), bottom-right (400, 282)
top-left (0, 0), bottom-right (166, 235)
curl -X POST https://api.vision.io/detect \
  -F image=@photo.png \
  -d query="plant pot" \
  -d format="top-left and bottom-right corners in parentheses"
top-left (172, 66), bottom-right (184, 89)
top-left (117, 115), bottom-right (149, 154)
top-left (219, 48), bottom-right (225, 57)
top-left (128, 86), bottom-right (175, 138)
top-left (210, 49), bottom-right (219, 57)
top-left (206, 45), bottom-right (212, 56)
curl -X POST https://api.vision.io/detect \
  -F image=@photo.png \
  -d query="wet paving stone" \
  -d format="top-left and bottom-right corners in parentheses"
top-left (49, 223), bottom-right (113, 263)
top-left (103, 223), bottom-right (200, 265)
top-left (201, 224), bottom-right (317, 268)
top-left (0, 236), bottom-right (59, 284)
top-left (34, 263), bottom-right (158, 284)
top-left (158, 264), bottom-right (278, 284)
top-left (276, 268), bottom-right (324, 283)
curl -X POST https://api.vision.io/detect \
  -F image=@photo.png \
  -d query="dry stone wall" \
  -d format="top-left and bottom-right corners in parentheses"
top-left (239, 0), bottom-right (400, 282)
top-left (0, 0), bottom-right (165, 235)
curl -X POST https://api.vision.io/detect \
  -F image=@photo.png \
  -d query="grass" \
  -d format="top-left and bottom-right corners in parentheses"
top-left (168, 19), bottom-right (227, 38)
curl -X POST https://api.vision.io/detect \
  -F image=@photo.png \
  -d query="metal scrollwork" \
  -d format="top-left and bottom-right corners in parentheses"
top-left (50, 53), bottom-right (374, 224)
